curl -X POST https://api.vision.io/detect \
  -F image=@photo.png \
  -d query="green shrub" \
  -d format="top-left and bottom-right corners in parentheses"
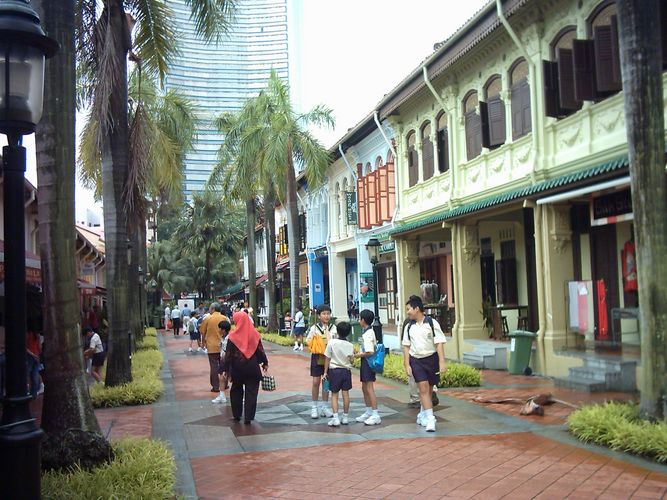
top-left (90, 349), bottom-right (164, 408)
top-left (136, 335), bottom-right (158, 351)
top-left (261, 332), bottom-right (294, 347)
top-left (256, 326), bottom-right (267, 334)
top-left (144, 327), bottom-right (157, 337)
top-left (438, 363), bottom-right (482, 387)
top-left (42, 438), bottom-right (175, 499)
top-left (568, 402), bottom-right (667, 463)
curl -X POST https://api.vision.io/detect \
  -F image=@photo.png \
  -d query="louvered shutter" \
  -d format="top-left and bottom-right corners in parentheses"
top-left (408, 147), bottom-right (418, 187)
top-left (488, 96), bottom-right (506, 147)
top-left (378, 165), bottom-right (389, 222)
top-left (387, 160), bottom-right (396, 218)
top-left (573, 39), bottom-right (597, 101)
top-left (422, 137), bottom-right (434, 181)
top-left (520, 79), bottom-right (532, 136)
top-left (480, 100), bottom-right (491, 148)
top-left (558, 48), bottom-right (581, 110)
top-left (438, 127), bottom-right (449, 172)
top-left (543, 60), bottom-right (560, 118)
top-left (465, 110), bottom-right (482, 160)
top-left (594, 16), bottom-right (621, 93)
top-left (367, 172), bottom-right (377, 226)
top-left (357, 176), bottom-right (367, 229)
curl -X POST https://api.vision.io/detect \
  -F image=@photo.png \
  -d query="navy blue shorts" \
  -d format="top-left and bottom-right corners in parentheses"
top-left (189, 331), bottom-right (200, 341)
top-left (360, 357), bottom-right (376, 382)
top-left (293, 326), bottom-right (306, 336)
top-left (310, 354), bottom-right (325, 377)
top-left (327, 367), bottom-right (352, 392)
top-left (409, 353), bottom-right (439, 386)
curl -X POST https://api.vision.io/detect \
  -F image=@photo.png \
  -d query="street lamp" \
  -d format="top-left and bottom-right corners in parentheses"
top-left (0, 1), bottom-right (58, 497)
top-left (365, 238), bottom-right (383, 343)
top-left (277, 267), bottom-right (284, 316)
top-left (209, 280), bottom-right (215, 301)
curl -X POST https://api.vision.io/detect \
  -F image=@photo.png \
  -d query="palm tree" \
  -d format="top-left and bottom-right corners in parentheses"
top-left (76, 0), bottom-right (234, 384)
top-left (147, 240), bottom-right (192, 303)
top-left (33, 0), bottom-right (108, 468)
top-left (256, 72), bottom-right (334, 317)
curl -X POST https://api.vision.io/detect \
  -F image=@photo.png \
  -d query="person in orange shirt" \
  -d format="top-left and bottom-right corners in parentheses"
top-left (199, 302), bottom-right (229, 392)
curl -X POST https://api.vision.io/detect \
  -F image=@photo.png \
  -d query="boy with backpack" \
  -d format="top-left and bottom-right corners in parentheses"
top-left (188, 311), bottom-right (202, 352)
top-left (323, 321), bottom-right (355, 426)
top-left (353, 309), bottom-right (381, 426)
top-left (306, 304), bottom-right (337, 419)
top-left (402, 295), bottom-right (447, 432)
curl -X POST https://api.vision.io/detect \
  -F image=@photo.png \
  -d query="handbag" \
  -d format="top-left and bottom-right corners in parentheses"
top-left (167, 319), bottom-right (173, 329)
top-left (308, 333), bottom-right (326, 355)
top-left (261, 374), bottom-right (276, 391)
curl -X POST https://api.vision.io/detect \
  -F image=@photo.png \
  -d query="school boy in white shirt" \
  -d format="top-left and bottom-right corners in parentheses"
top-left (323, 322), bottom-right (355, 427)
top-left (402, 295), bottom-right (447, 432)
top-left (353, 309), bottom-right (381, 426)
top-left (306, 304), bottom-right (338, 419)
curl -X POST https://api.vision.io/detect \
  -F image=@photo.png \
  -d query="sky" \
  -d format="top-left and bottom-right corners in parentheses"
top-left (22, 0), bottom-right (490, 221)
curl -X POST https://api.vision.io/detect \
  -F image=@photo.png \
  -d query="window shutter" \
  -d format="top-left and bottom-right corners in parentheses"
top-left (378, 165), bottom-right (389, 222)
top-left (557, 48), bottom-right (581, 110)
top-left (356, 163), bottom-right (363, 177)
top-left (465, 110), bottom-right (482, 160)
top-left (422, 137), bottom-right (434, 181)
top-left (573, 39), bottom-right (598, 101)
top-left (438, 127), bottom-right (449, 173)
top-left (487, 96), bottom-right (506, 147)
top-left (480, 100), bottom-right (491, 148)
top-left (543, 60), bottom-right (560, 118)
top-left (408, 147), bottom-right (418, 187)
top-left (511, 78), bottom-right (531, 139)
top-left (387, 160), bottom-right (396, 218)
top-left (357, 177), bottom-right (367, 229)
top-left (367, 172), bottom-right (377, 226)
top-left (594, 17), bottom-right (621, 93)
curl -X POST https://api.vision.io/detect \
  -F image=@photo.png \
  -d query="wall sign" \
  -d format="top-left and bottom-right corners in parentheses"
top-left (359, 272), bottom-right (375, 303)
top-left (379, 241), bottom-right (395, 254)
top-left (591, 188), bottom-right (633, 226)
top-left (345, 191), bottom-right (357, 225)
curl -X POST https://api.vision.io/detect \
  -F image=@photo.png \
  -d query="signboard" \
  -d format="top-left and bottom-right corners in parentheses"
top-left (360, 272), bottom-right (375, 303)
top-left (379, 241), bottom-right (395, 254)
top-left (591, 189), bottom-right (633, 226)
top-left (345, 191), bottom-right (357, 225)
top-left (0, 263), bottom-right (42, 284)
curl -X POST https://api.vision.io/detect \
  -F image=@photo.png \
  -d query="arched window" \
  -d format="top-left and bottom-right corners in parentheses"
top-left (483, 75), bottom-right (505, 148)
top-left (421, 121), bottom-right (434, 181)
top-left (545, 27), bottom-right (580, 117)
top-left (387, 149), bottom-right (394, 164)
top-left (436, 112), bottom-right (449, 173)
top-left (587, 1), bottom-right (621, 93)
top-left (407, 131), bottom-right (418, 187)
top-left (375, 156), bottom-right (383, 169)
top-left (463, 91), bottom-right (482, 160)
top-left (509, 59), bottom-right (531, 140)
top-left (364, 162), bottom-right (371, 176)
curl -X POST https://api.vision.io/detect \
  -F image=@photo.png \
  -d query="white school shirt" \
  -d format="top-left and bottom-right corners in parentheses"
top-left (294, 311), bottom-right (305, 327)
top-left (361, 328), bottom-right (377, 354)
top-left (305, 322), bottom-right (337, 342)
top-left (171, 308), bottom-right (181, 319)
top-left (401, 317), bottom-right (447, 359)
top-left (324, 338), bottom-right (354, 369)
top-left (89, 333), bottom-right (104, 354)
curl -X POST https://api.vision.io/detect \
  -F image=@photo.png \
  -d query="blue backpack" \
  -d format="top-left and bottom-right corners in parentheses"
top-left (367, 343), bottom-right (385, 373)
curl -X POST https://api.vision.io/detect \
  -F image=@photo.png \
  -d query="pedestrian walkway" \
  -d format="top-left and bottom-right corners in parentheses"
top-left (152, 329), bottom-right (667, 499)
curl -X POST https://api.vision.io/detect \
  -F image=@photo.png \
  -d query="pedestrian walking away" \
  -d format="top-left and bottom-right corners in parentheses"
top-left (323, 321), bottom-right (355, 427)
top-left (212, 320), bottom-right (231, 404)
top-left (199, 303), bottom-right (229, 392)
top-left (306, 304), bottom-right (337, 418)
top-left (188, 311), bottom-right (202, 352)
top-left (164, 304), bottom-right (171, 331)
top-left (83, 327), bottom-right (105, 384)
top-left (292, 305), bottom-right (305, 351)
top-left (354, 309), bottom-right (381, 426)
top-left (402, 295), bottom-right (447, 432)
top-left (171, 304), bottom-right (181, 336)
top-left (221, 311), bottom-right (268, 424)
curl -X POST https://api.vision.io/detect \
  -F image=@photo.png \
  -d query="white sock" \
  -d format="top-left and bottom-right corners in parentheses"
top-left (425, 408), bottom-right (434, 418)
top-left (312, 402), bottom-right (318, 409)
top-left (219, 391), bottom-right (224, 396)
top-left (366, 407), bottom-right (372, 414)
top-left (343, 413), bottom-right (348, 418)
top-left (372, 409), bottom-right (379, 417)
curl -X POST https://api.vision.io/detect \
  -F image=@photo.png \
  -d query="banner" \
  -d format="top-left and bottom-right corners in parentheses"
top-left (345, 191), bottom-right (357, 225)
top-left (360, 272), bottom-right (375, 303)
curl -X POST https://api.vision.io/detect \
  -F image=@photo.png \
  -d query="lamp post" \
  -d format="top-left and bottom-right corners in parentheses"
top-left (138, 265), bottom-right (145, 326)
top-left (277, 268), bottom-right (284, 317)
top-left (209, 280), bottom-right (215, 301)
top-left (365, 238), bottom-right (383, 343)
top-left (0, 2), bottom-right (58, 497)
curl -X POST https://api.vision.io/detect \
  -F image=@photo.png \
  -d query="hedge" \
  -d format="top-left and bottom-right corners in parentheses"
top-left (42, 438), bottom-right (175, 499)
top-left (90, 348), bottom-right (164, 408)
top-left (261, 331), bottom-right (294, 347)
top-left (568, 402), bottom-right (667, 463)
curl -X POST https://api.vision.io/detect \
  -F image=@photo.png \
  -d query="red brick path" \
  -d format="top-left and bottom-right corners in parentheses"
top-left (191, 433), bottom-right (667, 499)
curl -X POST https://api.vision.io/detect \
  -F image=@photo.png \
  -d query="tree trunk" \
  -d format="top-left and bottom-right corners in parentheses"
top-left (285, 146), bottom-right (300, 317)
top-left (617, 0), bottom-right (667, 420)
top-left (130, 226), bottom-right (143, 344)
top-left (246, 197), bottom-right (257, 312)
top-left (103, 2), bottom-right (132, 386)
top-left (138, 221), bottom-right (148, 328)
top-left (265, 183), bottom-right (279, 331)
top-left (33, 0), bottom-right (108, 468)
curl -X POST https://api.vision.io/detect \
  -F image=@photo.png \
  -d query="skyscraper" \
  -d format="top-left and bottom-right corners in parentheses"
top-left (166, 0), bottom-right (296, 195)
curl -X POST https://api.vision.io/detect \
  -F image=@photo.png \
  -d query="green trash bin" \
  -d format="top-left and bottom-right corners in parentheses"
top-left (508, 330), bottom-right (537, 375)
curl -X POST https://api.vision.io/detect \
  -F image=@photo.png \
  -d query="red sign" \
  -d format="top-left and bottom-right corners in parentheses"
top-left (0, 263), bottom-right (42, 284)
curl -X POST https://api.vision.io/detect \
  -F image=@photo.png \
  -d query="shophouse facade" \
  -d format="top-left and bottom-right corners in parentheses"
top-left (375, 0), bottom-right (660, 384)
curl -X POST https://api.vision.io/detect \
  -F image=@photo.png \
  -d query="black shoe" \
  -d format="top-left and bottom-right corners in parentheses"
top-left (432, 391), bottom-right (439, 406)
top-left (244, 420), bottom-right (252, 425)
top-left (233, 417), bottom-right (241, 422)
top-left (211, 388), bottom-right (219, 393)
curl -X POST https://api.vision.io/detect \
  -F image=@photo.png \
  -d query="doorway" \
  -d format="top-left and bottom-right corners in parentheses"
top-left (590, 224), bottom-right (620, 343)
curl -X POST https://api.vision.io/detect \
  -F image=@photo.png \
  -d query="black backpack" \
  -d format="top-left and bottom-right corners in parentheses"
top-left (402, 316), bottom-right (435, 342)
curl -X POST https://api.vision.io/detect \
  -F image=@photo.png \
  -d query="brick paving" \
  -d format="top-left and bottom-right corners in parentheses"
top-left (95, 406), bottom-right (152, 440)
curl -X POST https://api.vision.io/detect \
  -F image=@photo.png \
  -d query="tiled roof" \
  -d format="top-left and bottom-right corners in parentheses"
top-left (389, 155), bottom-right (628, 236)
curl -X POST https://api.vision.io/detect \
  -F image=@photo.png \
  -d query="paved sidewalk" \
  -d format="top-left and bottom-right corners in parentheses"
top-left (156, 330), bottom-right (666, 499)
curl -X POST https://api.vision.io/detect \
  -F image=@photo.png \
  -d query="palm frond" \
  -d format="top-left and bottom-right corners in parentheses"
top-left (125, 103), bottom-right (154, 221)
top-left (184, 0), bottom-right (237, 44)
top-left (77, 117), bottom-right (103, 200)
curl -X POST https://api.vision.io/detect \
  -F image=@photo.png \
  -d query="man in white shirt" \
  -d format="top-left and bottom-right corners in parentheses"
top-left (171, 304), bottom-right (181, 335)
top-left (402, 295), bottom-right (447, 432)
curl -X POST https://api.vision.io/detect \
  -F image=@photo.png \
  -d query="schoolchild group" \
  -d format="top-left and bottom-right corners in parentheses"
top-left (303, 294), bottom-right (447, 432)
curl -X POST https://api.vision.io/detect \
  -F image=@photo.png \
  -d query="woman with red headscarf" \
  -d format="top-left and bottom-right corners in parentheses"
top-left (221, 312), bottom-right (269, 424)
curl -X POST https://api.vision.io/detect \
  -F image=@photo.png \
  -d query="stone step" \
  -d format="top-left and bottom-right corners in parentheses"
top-left (582, 357), bottom-right (635, 371)
top-left (568, 366), bottom-right (607, 382)
top-left (462, 353), bottom-right (484, 369)
top-left (554, 376), bottom-right (608, 392)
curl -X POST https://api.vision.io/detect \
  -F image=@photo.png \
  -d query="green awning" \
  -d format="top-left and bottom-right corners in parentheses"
top-left (220, 282), bottom-right (244, 296)
top-left (389, 154), bottom-right (628, 236)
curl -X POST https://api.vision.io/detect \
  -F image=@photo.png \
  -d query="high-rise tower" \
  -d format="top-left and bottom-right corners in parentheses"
top-left (166, 0), bottom-right (293, 195)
